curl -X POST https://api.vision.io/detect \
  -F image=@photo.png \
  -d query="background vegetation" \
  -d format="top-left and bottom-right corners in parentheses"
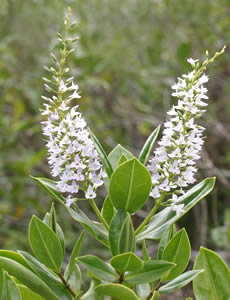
top-left (0, 0), bottom-right (229, 280)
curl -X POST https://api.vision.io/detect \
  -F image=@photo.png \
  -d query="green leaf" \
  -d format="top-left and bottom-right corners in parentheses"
top-left (67, 205), bottom-right (109, 247)
top-left (17, 285), bottom-right (44, 300)
top-left (77, 255), bottom-right (118, 282)
top-left (157, 224), bottom-right (176, 260)
top-left (65, 231), bottom-right (85, 280)
top-left (109, 209), bottom-right (135, 256)
top-left (43, 212), bottom-right (65, 256)
top-left (118, 154), bottom-right (128, 165)
top-left (108, 144), bottom-right (134, 170)
top-left (29, 215), bottom-right (63, 272)
top-left (67, 264), bottom-right (82, 294)
top-left (0, 269), bottom-right (3, 298)
top-left (136, 283), bottom-right (151, 298)
top-left (109, 158), bottom-right (152, 213)
top-left (0, 257), bottom-right (57, 300)
top-left (137, 177), bottom-right (215, 241)
top-left (95, 283), bottom-right (139, 300)
top-left (0, 251), bottom-right (32, 271)
top-left (125, 260), bottom-right (175, 284)
top-left (119, 214), bottom-right (135, 254)
top-left (110, 253), bottom-right (143, 273)
top-left (30, 176), bottom-right (109, 247)
top-left (193, 247), bottom-right (230, 299)
top-left (142, 240), bottom-right (150, 261)
top-left (89, 130), bottom-right (113, 178)
top-left (161, 228), bottom-right (191, 282)
top-left (158, 270), bottom-right (203, 294)
top-left (30, 176), bottom-right (65, 201)
top-left (2, 272), bottom-right (22, 300)
top-left (18, 251), bottom-right (72, 300)
top-left (81, 280), bottom-right (104, 300)
top-left (101, 196), bottom-right (115, 225)
top-left (151, 291), bottom-right (160, 300)
top-left (49, 203), bottom-right (57, 233)
top-left (138, 125), bottom-right (161, 165)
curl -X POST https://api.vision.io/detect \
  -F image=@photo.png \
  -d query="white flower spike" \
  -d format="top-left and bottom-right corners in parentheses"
top-left (40, 10), bottom-right (105, 205)
top-left (148, 58), bottom-right (211, 215)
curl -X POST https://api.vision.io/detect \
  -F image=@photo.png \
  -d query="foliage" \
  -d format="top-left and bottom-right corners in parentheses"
top-left (0, 7), bottom-right (229, 299)
top-left (1, 0), bottom-right (230, 255)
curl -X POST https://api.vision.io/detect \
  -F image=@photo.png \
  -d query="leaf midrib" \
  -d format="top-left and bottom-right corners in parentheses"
top-left (34, 220), bottom-right (59, 271)
top-left (203, 251), bottom-right (218, 300)
top-left (125, 160), bottom-right (135, 210)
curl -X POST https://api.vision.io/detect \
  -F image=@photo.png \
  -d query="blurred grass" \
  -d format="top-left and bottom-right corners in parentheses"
top-left (0, 0), bottom-right (230, 255)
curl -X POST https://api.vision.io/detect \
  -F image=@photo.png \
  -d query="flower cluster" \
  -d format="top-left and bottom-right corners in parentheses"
top-left (148, 58), bottom-right (209, 216)
top-left (40, 13), bottom-right (105, 206)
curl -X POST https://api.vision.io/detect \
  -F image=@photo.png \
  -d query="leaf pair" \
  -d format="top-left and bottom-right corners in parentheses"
top-left (109, 209), bottom-right (135, 256)
top-left (77, 254), bottom-right (176, 288)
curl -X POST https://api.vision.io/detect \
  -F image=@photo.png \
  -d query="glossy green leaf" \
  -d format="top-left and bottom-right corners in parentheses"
top-left (29, 215), bottom-right (63, 272)
top-left (2, 272), bottom-right (22, 300)
top-left (65, 231), bottom-right (85, 281)
top-left (43, 212), bottom-right (65, 256)
top-left (30, 176), bottom-right (109, 247)
top-left (157, 224), bottom-right (176, 260)
top-left (0, 251), bottom-right (32, 271)
top-left (18, 251), bottom-right (72, 300)
top-left (17, 285), bottom-right (44, 300)
top-left (159, 270), bottom-right (203, 294)
top-left (119, 214), bottom-right (135, 254)
top-left (125, 260), bottom-right (175, 284)
top-left (193, 247), bottom-right (230, 299)
top-left (109, 158), bottom-right (152, 213)
top-left (95, 283), bottom-right (139, 300)
top-left (0, 257), bottom-right (57, 300)
top-left (109, 209), bottom-right (127, 256)
top-left (138, 125), bottom-right (160, 165)
top-left (161, 228), bottom-right (191, 281)
top-left (110, 252), bottom-right (143, 273)
top-left (137, 177), bottom-right (215, 241)
top-left (108, 144), bottom-right (134, 170)
top-left (101, 196), bottom-right (115, 225)
top-left (89, 130), bottom-right (113, 178)
top-left (109, 209), bottom-right (135, 256)
top-left (77, 255), bottom-right (118, 282)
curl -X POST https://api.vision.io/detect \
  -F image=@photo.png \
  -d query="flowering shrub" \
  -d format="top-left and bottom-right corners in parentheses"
top-left (0, 8), bottom-right (229, 300)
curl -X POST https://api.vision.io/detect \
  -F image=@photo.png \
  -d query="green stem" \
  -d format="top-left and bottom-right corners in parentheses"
top-left (135, 193), bottom-right (166, 236)
top-left (89, 199), bottom-right (109, 230)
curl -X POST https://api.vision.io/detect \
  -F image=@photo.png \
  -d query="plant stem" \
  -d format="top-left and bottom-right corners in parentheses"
top-left (155, 281), bottom-right (163, 291)
top-left (89, 199), bottom-right (109, 230)
top-left (135, 193), bottom-right (166, 236)
top-left (58, 272), bottom-right (76, 297)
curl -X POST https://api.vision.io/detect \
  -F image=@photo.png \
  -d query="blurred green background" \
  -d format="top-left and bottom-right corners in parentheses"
top-left (0, 0), bottom-right (230, 269)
